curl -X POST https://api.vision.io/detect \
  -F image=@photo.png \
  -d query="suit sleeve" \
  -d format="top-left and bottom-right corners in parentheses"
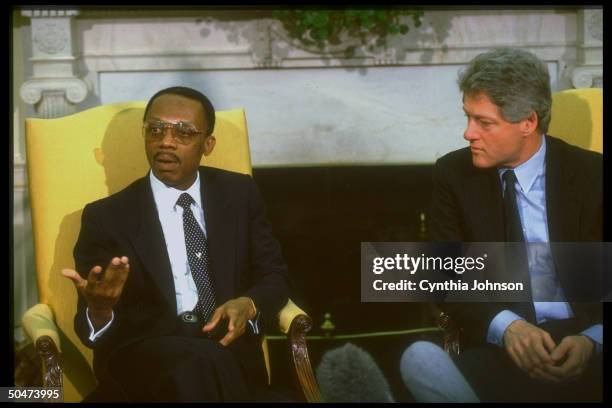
top-left (428, 158), bottom-right (465, 242)
top-left (243, 178), bottom-right (290, 333)
top-left (429, 159), bottom-right (502, 345)
top-left (73, 203), bottom-right (121, 349)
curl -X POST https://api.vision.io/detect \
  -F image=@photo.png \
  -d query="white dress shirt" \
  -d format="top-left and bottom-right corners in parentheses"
top-left (87, 170), bottom-right (259, 340)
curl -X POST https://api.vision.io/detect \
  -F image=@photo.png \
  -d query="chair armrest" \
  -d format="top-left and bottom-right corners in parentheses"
top-left (22, 304), bottom-right (60, 348)
top-left (21, 304), bottom-right (63, 388)
top-left (278, 299), bottom-right (308, 335)
top-left (437, 311), bottom-right (462, 356)
top-left (278, 299), bottom-right (322, 402)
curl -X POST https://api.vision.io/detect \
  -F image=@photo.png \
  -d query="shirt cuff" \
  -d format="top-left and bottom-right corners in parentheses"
top-left (87, 307), bottom-right (114, 342)
top-left (581, 324), bottom-right (603, 354)
top-left (247, 311), bottom-right (261, 335)
top-left (487, 310), bottom-right (523, 347)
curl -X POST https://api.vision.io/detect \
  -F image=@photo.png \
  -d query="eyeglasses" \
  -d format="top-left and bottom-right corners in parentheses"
top-left (142, 121), bottom-right (204, 145)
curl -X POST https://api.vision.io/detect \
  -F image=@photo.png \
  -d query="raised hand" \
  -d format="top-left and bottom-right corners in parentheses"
top-left (62, 256), bottom-right (130, 329)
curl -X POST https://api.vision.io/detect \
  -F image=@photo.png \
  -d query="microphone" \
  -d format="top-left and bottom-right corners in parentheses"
top-left (316, 342), bottom-right (394, 402)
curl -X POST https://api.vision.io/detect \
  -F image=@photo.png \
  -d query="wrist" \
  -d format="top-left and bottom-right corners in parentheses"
top-left (578, 335), bottom-right (595, 352)
top-left (87, 307), bottom-right (113, 327)
top-left (244, 297), bottom-right (257, 320)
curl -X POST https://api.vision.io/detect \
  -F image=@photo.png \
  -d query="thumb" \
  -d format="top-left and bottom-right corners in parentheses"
top-left (542, 333), bottom-right (556, 354)
top-left (551, 338), bottom-right (572, 362)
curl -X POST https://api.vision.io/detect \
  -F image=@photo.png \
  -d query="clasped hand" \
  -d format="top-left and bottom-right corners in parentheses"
top-left (503, 319), bottom-right (594, 383)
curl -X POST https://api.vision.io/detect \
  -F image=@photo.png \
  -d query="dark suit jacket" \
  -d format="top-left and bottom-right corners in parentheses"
top-left (429, 135), bottom-right (603, 346)
top-left (73, 166), bottom-right (290, 391)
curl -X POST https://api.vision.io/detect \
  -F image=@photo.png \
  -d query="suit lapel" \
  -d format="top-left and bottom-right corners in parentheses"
top-left (466, 167), bottom-right (505, 241)
top-left (545, 136), bottom-right (579, 242)
top-left (127, 176), bottom-right (177, 313)
top-left (200, 167), bottom-right (236, 305)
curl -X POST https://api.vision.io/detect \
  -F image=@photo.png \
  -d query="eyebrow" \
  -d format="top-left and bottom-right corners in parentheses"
top-left (462, 108), bottom-right (497, 122)
top-left (147, 117), bottom-right (196, 126)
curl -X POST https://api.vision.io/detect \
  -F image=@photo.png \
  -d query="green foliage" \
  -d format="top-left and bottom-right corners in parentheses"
top-left (273, 9), bottom-right (424, 52)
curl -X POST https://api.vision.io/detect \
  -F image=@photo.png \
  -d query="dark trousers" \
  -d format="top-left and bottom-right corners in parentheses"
top-left (453, 319), bottom-right (603, 402)
top-left (91, 320), bottom-right (252, 402)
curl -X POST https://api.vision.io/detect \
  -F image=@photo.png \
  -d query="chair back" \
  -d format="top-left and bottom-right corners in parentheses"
top-left (548, 88), bottom-right (602, 153)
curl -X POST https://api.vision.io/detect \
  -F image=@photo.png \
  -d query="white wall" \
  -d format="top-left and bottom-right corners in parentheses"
top-left (99, 62), bottom-right (558, 166)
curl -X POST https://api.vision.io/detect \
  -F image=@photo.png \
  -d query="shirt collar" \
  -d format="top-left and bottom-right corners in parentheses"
top-left (498, 134), bottom-right (546, 193)
top-left (149, 170), bottom-right (202, 212)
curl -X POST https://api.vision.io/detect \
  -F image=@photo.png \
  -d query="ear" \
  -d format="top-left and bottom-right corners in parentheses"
top-left (201, 135), bottom-right (216, 157)
top-left (520, 111), bottom-right (538, 135)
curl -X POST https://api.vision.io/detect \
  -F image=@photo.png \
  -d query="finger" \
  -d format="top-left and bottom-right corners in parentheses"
top-left (107, 257), bottom-right (130, 287)
top-left (103, 257), bottom-right (123, 284)
top-left (558, 347), bottom-right (581, 377)
top-left (62, 268), bottom-right (88, 290)
top-left (202, 308), bottom-right (224, 332)
top-left (86, 265), bottom-right (104, 288)
top-left (543, 362), bottom-right (570, 379)
top-left (533, 341), bottom-right (554, 366)
top-left (219, 329), bottom-right (236, 347)
top-left (551, 338), bottom-right (572, 363)
top-left (518, 344), bottom-right (538, 371)
top-left (226, 307), bottom-right (243, 333)
top-left (542, 332), bottom-right (556, 353)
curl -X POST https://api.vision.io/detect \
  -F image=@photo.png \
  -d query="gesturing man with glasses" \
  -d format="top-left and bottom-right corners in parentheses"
top-left (62, 87), bottom-right (289, 402)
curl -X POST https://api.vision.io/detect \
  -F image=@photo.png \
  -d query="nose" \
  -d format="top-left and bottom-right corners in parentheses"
top-left (463, 119), bottom-right (479, 142)
top-left (159, 126), bottom-right (177, 146)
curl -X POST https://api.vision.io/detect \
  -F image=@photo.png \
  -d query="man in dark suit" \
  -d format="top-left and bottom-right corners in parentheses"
top-left (400, 48), bottom-right (602, 402)
top-left (62, 86), bottom-right (289, 401)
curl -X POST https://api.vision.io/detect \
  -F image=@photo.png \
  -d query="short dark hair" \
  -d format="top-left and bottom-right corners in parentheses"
top-left (143, 86), bottom-right (216, 135)
top-left (458, 48), bottom-right (552, 134)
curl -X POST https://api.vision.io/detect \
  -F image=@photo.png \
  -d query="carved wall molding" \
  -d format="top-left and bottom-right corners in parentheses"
top-left (75, 10), bottom-right (580, 74)
top-left (571, 8), bottom-right (602, 88)
top-left (20, 78), bottom-right (88, 105)
top-left (21, 9), bottom-right (79, 18)
top-left (20, 78), bottom-right (88, 118)
top-left (33, 21), bottom-right (69, 55)
top-left (20, 9), bottom-right (88, 117)
top-left (13, 162), bottom-right (27, 189)
top-left (586, 9), bottom-right (603, 42)
top-left (79, 43), bottom-right (575, 72)
top-left (571, 65), bottom-right (603, 89)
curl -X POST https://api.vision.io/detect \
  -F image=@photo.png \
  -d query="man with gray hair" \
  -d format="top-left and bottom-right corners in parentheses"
top-left (400, 48), bottom-right (602, 402)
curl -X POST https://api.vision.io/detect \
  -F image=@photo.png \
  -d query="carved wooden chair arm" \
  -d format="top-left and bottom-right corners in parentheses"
top-left (21, 304), bottom-right (64, 388)
top-left (278, 299), bottom-right (322, 402)
top-left (35, 335), bottom-right (63, 388)
top-left (437, 311), bottom-right (463, 356)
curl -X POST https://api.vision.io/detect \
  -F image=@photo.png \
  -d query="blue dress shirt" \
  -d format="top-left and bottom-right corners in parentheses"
top-left (486, 135), bottom-right (603, 352)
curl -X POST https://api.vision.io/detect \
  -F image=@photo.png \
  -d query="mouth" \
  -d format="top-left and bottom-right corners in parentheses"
top-left (154, 153), bottom-right (180, 171)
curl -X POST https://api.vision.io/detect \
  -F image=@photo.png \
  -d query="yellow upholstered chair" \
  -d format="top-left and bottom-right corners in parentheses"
top-left (547, 87), bottom-right (602, 153)
top-left (438, 87), bottom-right (603, 354)
top-left (21, 102), bottom-right (322, 402)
